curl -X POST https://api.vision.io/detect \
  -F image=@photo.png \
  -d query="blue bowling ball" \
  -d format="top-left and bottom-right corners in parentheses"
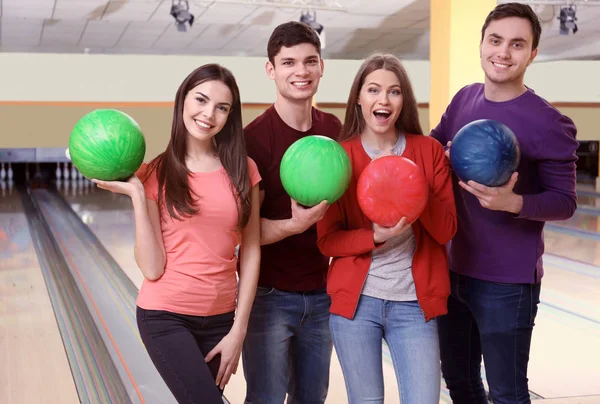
top-left (450, 119), bottom-right (520, 187)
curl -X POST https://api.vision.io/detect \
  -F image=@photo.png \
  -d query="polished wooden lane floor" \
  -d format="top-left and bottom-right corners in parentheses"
top-left (0, 188), bottom-right (79, 404)
top-left (3, 180), bottom-right (596, 403)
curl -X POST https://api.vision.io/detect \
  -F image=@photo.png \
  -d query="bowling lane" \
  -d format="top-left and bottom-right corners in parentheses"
top-left (66, 184), bottom-right (600, 402)
top-left (0, 185), bottom-right (79, 404)
top-left (544, 228), bottom-right (600, 266)
top-left (574, 187), bottom-right (600, 217)
top-left (543, 190), bottom-right (600, 265)
top-left (59, 180), bottom-right (144, 289)
top-left (64, 186), bottom-right (409, 404)
top-left (576, 195), bottom-right (600, 213)
top-left (555, 210), bottom-right (600, 232)
top-left (529, 261), bottom-right (600, 398)
top-left (533, 201), bottom-right (600, 399)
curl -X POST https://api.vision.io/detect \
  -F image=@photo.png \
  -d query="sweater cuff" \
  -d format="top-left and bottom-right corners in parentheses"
top-left (516, 194), bottom-right (533, 219)
top-left (361, 229), bottom-right (379, 250)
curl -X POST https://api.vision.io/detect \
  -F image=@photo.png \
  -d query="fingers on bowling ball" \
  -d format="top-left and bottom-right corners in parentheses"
top-left (396, 217), bottom-right (408, 227)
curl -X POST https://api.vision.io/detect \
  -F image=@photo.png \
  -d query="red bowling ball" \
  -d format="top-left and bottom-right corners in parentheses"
top-left (357, 155), bottom-right (429, 227)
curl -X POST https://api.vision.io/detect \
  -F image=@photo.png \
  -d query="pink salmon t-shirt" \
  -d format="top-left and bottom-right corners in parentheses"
top-left (135, 157), bottom-right (261, 316)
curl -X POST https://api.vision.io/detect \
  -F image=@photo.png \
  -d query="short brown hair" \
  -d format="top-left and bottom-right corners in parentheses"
top-left (481, 3), bottom-right (542, 50)
top-left (267, 21), bottom-right (321, 64)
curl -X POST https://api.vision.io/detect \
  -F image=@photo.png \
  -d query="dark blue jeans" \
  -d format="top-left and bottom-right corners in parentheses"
top-left (437, 272), bottom-right (541, 404)
top-left (242, 287), bottom-right (333, 404)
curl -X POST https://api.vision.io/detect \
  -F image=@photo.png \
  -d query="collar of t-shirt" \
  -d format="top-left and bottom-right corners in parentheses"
top-left (361, 133), bottom-right (406, 160)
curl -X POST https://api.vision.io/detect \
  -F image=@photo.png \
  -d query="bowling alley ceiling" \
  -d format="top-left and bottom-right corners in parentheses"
top-left (1, 0), bottom-right (600, 61)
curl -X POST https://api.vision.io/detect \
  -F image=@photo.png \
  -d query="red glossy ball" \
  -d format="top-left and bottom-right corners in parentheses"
top-left (357, 155), bottom-right (429, 227)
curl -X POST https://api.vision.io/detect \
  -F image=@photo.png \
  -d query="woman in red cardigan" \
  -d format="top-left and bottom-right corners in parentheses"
top-left (316, 53), bottom-right (457, 403)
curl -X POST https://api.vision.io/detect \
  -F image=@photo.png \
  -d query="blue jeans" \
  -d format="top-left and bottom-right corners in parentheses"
top-left (329, 295), bottom-right (441, 404)
top-left (437, 272), bottom-right (541, 404)
top-left (242, 287), bottom-right (333, 404)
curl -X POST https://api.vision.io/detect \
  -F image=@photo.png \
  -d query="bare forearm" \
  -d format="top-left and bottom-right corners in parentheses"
top-left (232, 247), bottom-right (260, 334)
top-left (259, 217), bottom-right (299, 245)
top-left (132, 194), bottom-right (165, 280)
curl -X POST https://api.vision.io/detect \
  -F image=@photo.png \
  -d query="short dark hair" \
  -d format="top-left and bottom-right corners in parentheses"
top-left (481, 2), bottom-right (542, 50)
top-left (267, 21), bottom-right (321, 64)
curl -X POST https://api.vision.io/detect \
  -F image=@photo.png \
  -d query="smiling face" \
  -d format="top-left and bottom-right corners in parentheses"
top-left (358, 68), bottom-right (403, 137)
top-left (266, 43), bottom-right (324, 102)
top-left (182, 79), bottom-right (233, 142)
top-left (480, 16), bottom-right (538, 86)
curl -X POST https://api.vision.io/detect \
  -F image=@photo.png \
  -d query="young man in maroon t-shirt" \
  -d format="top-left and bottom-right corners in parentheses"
top-left (241, 21), bottom-right (342, 403)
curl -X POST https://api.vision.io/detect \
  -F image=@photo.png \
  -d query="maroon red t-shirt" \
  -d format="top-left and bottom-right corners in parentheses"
top-left (244, 105), bottom-right (342, 291)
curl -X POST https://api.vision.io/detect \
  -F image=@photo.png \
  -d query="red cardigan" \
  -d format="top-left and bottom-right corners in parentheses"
top-left (317, 135), bottom-right (457, 321)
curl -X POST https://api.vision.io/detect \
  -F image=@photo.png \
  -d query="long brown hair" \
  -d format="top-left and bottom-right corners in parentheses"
top-left (340, 53), bottom-right (423, 141)
top-left (143, 64), bottom-right (251, 229)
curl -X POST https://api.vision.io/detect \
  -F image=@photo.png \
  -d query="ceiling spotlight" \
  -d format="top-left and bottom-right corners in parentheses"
top-left (558, 5), bottom-right (578, 35)
top-left (171, 0), bottom-right (194, 32)
top-left (300, 10), bottom-right (323, 35)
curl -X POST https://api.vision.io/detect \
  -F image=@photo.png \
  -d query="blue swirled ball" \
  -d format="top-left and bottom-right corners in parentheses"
top-left (450, 119), bottom-right (520, 187)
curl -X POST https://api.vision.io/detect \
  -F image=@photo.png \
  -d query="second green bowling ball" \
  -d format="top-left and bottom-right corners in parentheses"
top-left (68, 109), bottom-right (146, 181)
top-left (280, 135), bottom-right (351, 207)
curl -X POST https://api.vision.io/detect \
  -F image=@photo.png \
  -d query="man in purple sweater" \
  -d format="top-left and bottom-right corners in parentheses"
top-left (430, 3), bottom-right (579, 404)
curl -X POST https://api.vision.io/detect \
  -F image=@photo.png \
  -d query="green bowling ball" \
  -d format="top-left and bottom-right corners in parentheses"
top-left (68, 109), bottom-right (146, 181)
top-left (280, 135), bottom-right (351, 207)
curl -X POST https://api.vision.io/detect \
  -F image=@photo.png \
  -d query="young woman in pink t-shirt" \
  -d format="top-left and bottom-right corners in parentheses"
top-left (94, 64), bottom-right (261, 403)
